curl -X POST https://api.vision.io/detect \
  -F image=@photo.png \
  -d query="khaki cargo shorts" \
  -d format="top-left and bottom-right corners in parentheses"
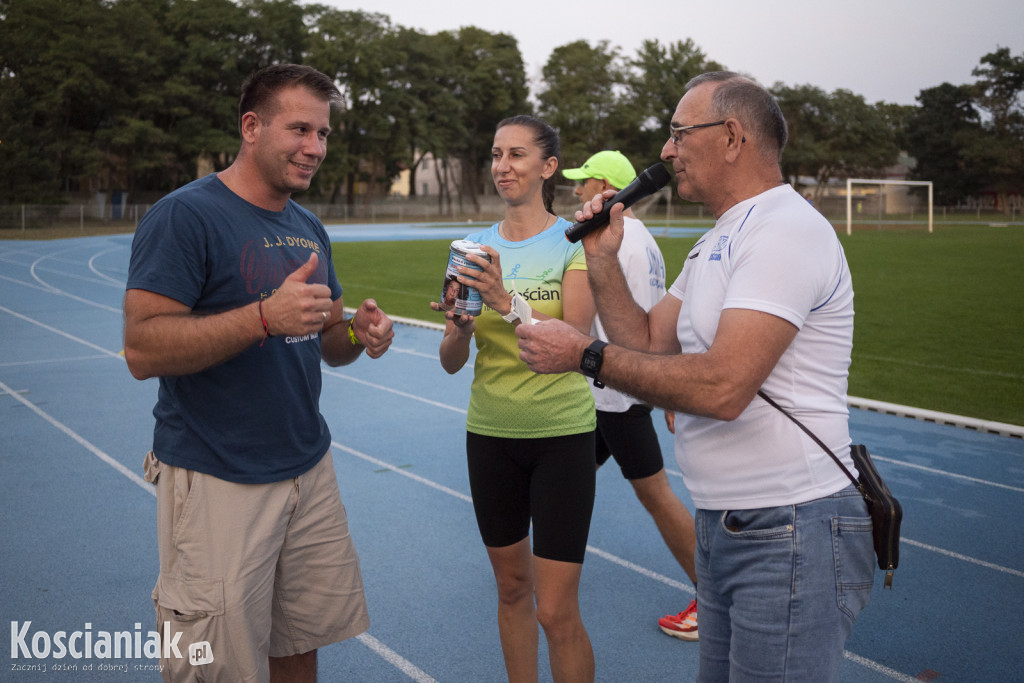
top-left (143, 450), bottom-right (369, 682)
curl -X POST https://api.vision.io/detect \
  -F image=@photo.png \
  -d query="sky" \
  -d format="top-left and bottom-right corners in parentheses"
top-left (314, 0), bottom-right (1023, 106)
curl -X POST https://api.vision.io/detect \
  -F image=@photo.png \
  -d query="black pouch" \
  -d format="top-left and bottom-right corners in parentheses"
top-left (758, 391), bottom-right (904, 589)
top-left (850, 444), bottom-right (902, 588)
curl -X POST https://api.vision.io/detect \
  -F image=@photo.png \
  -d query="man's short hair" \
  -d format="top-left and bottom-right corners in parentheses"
top-left (686, 71), bottom-right (788, 160)
top-left (238, 64), bottom-right (342, 134)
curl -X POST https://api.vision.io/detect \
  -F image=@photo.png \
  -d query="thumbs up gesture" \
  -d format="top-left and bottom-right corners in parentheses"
top-left (264, 252), bottom-right (334, 336)
top-left (350, 298), bottom-right (395, 359)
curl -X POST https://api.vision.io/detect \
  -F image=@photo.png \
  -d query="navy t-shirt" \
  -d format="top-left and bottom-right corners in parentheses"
top-left (126, 174), bottom-right (343, 483)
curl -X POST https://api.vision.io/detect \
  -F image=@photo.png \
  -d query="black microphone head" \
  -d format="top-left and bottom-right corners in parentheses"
top-left (637, 163), bottom-right (673, 192)
top-left (564, 162), bottom-right (674, 243)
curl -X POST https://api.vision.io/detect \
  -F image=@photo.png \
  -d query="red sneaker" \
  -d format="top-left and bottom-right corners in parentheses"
top-left (658, 599), bottom-right (699, 641)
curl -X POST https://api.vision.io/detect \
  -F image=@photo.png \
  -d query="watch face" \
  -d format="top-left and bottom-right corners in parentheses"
top-left (581, 349), bottom-right (601, 376)
top-left (581, 341), bottom-right (607, 387)
top-left (580, 340), bottom-right (607, 379)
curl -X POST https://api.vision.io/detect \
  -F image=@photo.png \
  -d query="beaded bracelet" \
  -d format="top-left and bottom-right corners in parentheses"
top-left (347, 317), bottom-right (363, 346)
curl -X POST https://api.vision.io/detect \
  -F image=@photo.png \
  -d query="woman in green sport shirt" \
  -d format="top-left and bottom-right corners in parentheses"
top-left (432, 115), bottom-right (598, 682)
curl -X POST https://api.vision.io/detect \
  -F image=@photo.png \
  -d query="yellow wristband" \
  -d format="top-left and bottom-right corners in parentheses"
top-left (347, 318), bottom-right (363, 346)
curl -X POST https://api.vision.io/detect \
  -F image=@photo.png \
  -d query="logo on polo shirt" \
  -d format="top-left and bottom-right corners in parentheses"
top-left (709, 236), bottom-right (729, 262)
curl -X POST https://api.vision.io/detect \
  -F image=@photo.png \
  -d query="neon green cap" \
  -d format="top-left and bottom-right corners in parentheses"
top-left (562, 150), bottom-right (637, 190)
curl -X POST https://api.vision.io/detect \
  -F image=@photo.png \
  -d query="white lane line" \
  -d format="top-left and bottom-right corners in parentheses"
top-left (333, 442), bottom-right (472, 503)
top-left (584, 546), bottom-right (693, 593)
top-left (0, 377), bottom-right (152, 495)
top-left (389, 346), bottom-right (442, 360)
top-left (872, 455), bottom-right (1024, 493)
top-left (0, 354), bottom-right (113, 368)
top-left (322, 369), bottom-right (466, 415)
top-left (12, 255), bottom-right (124, 312)
top-left (88, 246), bottom-right (129, 285)
top-left (842, 651), bottom-right (919, 682)
top-left (354, 633), bottom-right (438, 683)
top-left (901, 538), bottom-right (1024, 579)
top-left (30, 247), bottom-right (126, 308)
top-left (0, 305), bottom-right (125, 359)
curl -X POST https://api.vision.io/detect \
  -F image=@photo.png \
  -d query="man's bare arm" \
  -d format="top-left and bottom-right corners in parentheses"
top-left (518, 307), bottom-right (796, 421)
top-left (124, 253), bottom-right (333, 379)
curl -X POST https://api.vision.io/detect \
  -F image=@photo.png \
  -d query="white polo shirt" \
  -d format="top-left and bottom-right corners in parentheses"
top-left (669, 184), bottom-right (855, 509)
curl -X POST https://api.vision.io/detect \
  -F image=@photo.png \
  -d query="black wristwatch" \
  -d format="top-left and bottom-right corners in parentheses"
top-left (580, 340), bottom-right (609, 389)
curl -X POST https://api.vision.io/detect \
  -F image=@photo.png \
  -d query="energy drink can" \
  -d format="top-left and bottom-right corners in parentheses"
top-left (443, 240), bottom-right (491, 316)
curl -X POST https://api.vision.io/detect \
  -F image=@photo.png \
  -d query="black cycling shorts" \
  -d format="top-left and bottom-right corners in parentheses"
top-left (466, 430), bottom-right (596, 564)
top-left (595, 404), bottom-right (665, 481)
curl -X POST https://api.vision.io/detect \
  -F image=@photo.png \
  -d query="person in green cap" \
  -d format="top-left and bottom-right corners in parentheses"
top-left (563, 150), bottom-right (700, 642)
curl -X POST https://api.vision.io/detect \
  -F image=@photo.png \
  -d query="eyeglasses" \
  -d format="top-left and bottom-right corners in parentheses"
top-left (668, 120), bottom-right (726, 144)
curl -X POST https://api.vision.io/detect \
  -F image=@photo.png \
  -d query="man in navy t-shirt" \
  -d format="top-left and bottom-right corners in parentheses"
top-left (124, 64), bottom-right (394, 682)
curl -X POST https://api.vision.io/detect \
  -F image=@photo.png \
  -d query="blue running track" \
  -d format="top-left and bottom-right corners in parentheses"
top-left (1, 230), bottom-right (1022, 681)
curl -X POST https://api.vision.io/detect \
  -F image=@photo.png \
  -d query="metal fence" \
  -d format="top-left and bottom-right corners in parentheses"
top-left (6, 188), bottom-right (1005, 234)
top-left (0, 202), bottom-right (148, 232)
top-left (0, 188), bottom-right (713, 233)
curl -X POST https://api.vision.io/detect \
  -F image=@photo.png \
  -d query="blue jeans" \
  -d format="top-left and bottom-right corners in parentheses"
top-left (694, 485), bottom-right (875, 682)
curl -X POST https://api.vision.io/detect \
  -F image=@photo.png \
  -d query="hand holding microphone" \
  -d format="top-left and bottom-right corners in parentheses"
top-left (564, 163), bottom-right (673, 243)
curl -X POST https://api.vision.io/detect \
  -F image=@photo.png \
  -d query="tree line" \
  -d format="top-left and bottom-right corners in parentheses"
top-left (1, 0), bottom-right (1021, 211)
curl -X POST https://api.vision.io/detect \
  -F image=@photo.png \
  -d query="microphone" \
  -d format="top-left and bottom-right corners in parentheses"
top-left (564, 163), bottom-right (674, 243)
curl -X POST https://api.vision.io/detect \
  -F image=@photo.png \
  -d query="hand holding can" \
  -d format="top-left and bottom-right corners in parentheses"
top-left (441, 240), bottom-right (491, 316)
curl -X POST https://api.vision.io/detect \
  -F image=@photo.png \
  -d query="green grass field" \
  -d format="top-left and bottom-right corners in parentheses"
top-left (333, 225), bottom-right (1024, 427)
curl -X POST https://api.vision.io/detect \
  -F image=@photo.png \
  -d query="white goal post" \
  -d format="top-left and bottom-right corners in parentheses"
top-left (845, 179), bottom-right (933, 235)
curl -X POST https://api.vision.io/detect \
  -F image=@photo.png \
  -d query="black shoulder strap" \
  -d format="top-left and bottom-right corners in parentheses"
top-left (757, 390), bottom-right (860, 488)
